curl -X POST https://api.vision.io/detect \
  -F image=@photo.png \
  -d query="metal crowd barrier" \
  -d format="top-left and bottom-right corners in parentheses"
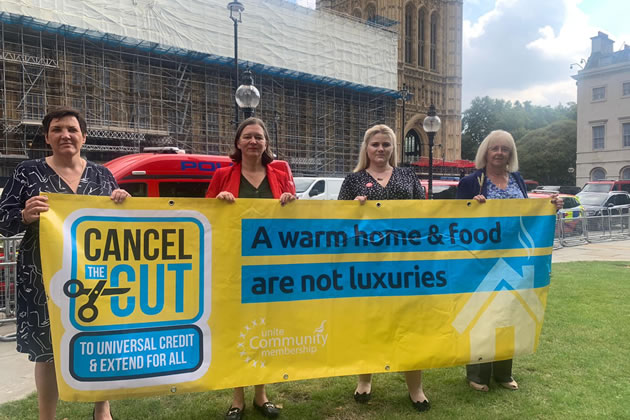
top-left (554, 206), bottom-right (630, 248)
top-left (0, 234), bottom-right (22, 342)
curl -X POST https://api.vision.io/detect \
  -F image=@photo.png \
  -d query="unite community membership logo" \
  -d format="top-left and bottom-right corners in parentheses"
top-left (238, 319), bottom-right (328, 367)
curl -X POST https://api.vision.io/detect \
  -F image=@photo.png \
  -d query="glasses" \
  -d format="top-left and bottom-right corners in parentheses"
top-left (489, 145), bottom-right (511, 153)
top-left (239, 135), bottom-right (265, 143)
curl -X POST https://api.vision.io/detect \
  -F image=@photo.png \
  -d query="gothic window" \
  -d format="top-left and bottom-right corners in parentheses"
top-left (366, 3), bottom-right (376, 22)
top-left (418, 8), bottom-right (426, 68)
top-left (352, 8), bottom-right (362, 18)
top-left (405, 3), bottom-right (414, 64)
top-left (404, 129), bottom-right (421, 162)
top-left (430, 12), bottom-right (438, 71)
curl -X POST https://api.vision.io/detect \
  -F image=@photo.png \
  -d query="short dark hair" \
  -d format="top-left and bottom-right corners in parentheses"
top-left (42, 107), bottom-right (87, 136)
top-left (229, 117), bottom-right (274, 165)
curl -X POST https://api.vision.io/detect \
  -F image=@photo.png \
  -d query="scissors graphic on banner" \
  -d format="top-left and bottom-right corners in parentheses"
top-left (63, 279), bottom-right (130, 323)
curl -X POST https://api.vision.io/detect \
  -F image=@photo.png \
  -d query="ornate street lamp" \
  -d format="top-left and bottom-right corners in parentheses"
top-left (422, 103), bottom-right (441, 199)
top-left (399, 84), bottom-right (413, 166)
top-left (228, 0), bottom-right (244, 124)
top-left (235, 68), bottom-right (260, 119)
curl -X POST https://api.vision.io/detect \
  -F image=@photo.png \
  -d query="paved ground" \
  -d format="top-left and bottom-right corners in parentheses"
top-left (551, 239), bottom-right (630, 263)
top-left (0, 239), bottom-right (628, 406)
top-left (0, 322), bottom-right (33, 405)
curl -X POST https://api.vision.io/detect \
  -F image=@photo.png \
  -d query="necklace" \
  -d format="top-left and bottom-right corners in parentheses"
top-left (368, 167), bottom-right (392, 181)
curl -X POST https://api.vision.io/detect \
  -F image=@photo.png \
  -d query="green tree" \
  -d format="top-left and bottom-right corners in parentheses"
top-left (461, 97), bottom-right (499, 160)
top-left (461, 96), bottom-right (577, 165)
top-left (516, 120), bottom-right (577, 185)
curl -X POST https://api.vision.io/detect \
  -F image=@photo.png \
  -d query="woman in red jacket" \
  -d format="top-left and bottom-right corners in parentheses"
top-left (206, 117), bottom-right (295, 420)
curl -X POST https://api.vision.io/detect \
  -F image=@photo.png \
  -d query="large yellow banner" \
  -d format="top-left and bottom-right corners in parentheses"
top-left (40, 194), bottom-right (555, 401)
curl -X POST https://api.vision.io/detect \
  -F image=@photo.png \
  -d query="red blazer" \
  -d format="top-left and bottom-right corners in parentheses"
top-left (205, 163), bottom-right (293, 199)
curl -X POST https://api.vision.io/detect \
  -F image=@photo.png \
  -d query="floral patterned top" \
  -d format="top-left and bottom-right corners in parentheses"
top-left (485, 174), bottom-right (525, 199)
top-left (338, 167), bottom-right (424, 200)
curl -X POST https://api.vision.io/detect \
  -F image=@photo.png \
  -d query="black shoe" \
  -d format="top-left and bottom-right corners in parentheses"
top-left (225, 405), bottom-right (244, 420)
top-left (409, 394), bottom-right (431, 412)
top-left (353, 391), bottom-right (372, 403)
top-left (253, 400), bottom-right (280, 418)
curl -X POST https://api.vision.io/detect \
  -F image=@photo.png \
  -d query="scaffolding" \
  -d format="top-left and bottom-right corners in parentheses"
top-left (0, 18), bottom-right (396, 178)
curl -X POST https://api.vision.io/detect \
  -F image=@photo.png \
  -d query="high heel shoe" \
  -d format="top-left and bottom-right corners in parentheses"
top-left (408, 394), bottom-right (431, 412)
top-left (353, 391), bottom-right (371, 403)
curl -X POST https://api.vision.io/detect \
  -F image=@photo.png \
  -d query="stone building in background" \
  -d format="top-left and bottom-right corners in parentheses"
top-left (0, 0), bottom-right (399, 181)
top-left (573, 31), bottom-right (630, 185)
top-left (318, 0), bottom-right (463, 168)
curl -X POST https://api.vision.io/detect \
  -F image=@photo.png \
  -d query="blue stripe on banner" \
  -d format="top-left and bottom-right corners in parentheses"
top-left (241, 255), bottom-right (551, 303)
top-left (241, 216), bottom-right (555, 256)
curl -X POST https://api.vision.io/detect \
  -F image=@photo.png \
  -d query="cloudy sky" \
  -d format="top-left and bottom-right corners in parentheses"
top-left (294, 0), bottom-right (628, 109)
top-left (463, 0), bottom-right (630, 108)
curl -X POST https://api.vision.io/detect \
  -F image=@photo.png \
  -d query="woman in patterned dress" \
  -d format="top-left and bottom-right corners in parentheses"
top-left (457, 129), bottom-right (562, 392)
top-left (338, 124), bottom-right (430, 413)
top-left (0, 107), bottom-right (129, 420)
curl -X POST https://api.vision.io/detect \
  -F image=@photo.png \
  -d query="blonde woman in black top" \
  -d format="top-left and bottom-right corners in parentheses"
top-left (338, 124), bottom-right (429, 412)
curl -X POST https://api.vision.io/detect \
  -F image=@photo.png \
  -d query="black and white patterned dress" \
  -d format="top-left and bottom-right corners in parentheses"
top-left (0, 158), bottom-right (119, 362)
top-left (338, 167), bottom-right (424, 201)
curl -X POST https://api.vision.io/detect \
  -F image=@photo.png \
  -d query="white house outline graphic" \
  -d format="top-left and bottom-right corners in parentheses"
top-left (452, 258), bottom-right (546, 363)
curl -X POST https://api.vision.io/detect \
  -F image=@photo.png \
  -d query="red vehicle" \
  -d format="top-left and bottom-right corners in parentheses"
top-left (580, 180), bottom-right (630, 194)
top-left (419, 179), bottom-right (459, 199)
top-left (524, 180), bottom-right (539, 192)
top-left (105, 148), bottom-right (295, 197)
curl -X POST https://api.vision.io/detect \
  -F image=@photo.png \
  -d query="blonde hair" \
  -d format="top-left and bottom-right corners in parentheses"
top-left (475, 130), bottom-right (519, 172)
top-left (353, 124), bottom-right (398, 172)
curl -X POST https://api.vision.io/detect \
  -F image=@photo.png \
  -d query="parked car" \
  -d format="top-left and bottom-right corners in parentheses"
top-left (577, 191), bottom-right (630, 229)
top-left (580, 180), bottom-right (630, 194)
top-left (295, 177), bottom-right (344, 200)
top-left (420, 179), bottom-right (458, 199)
top-left (533, 185), bottom-right (582, 195)
top-left (524, 180), bottom-right (539, 191)
top-left (532, 193), bottom-right (585, 216)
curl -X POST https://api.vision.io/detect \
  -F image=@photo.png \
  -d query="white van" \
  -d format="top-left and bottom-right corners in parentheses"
top-left (295, 177), bottom-right (344, 200)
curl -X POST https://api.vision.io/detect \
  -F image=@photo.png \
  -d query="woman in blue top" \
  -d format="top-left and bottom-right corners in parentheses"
top-left (457, 129), bottom-right (561, 392)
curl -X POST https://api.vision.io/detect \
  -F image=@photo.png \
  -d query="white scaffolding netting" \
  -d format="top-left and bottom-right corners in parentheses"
top-left (2, 0), bottom-right (398, 90)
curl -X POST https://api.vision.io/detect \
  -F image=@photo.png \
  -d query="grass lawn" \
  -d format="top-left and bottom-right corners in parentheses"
top-left (1, 261), bottom-right (629, 419)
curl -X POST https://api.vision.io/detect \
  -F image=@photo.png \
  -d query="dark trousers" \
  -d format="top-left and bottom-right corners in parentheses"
top-left (466, 359), bottom-right (513, 385)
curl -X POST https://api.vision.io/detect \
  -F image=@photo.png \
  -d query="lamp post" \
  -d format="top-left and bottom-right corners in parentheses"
top-left (422, 104), bottom-right (441, 199)
top-left (399, 84), bottom-right (413, 165)
top-left (228, 1), bottom-right (244, 125)
top-left (235, 68), bottom-right (260, 119)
